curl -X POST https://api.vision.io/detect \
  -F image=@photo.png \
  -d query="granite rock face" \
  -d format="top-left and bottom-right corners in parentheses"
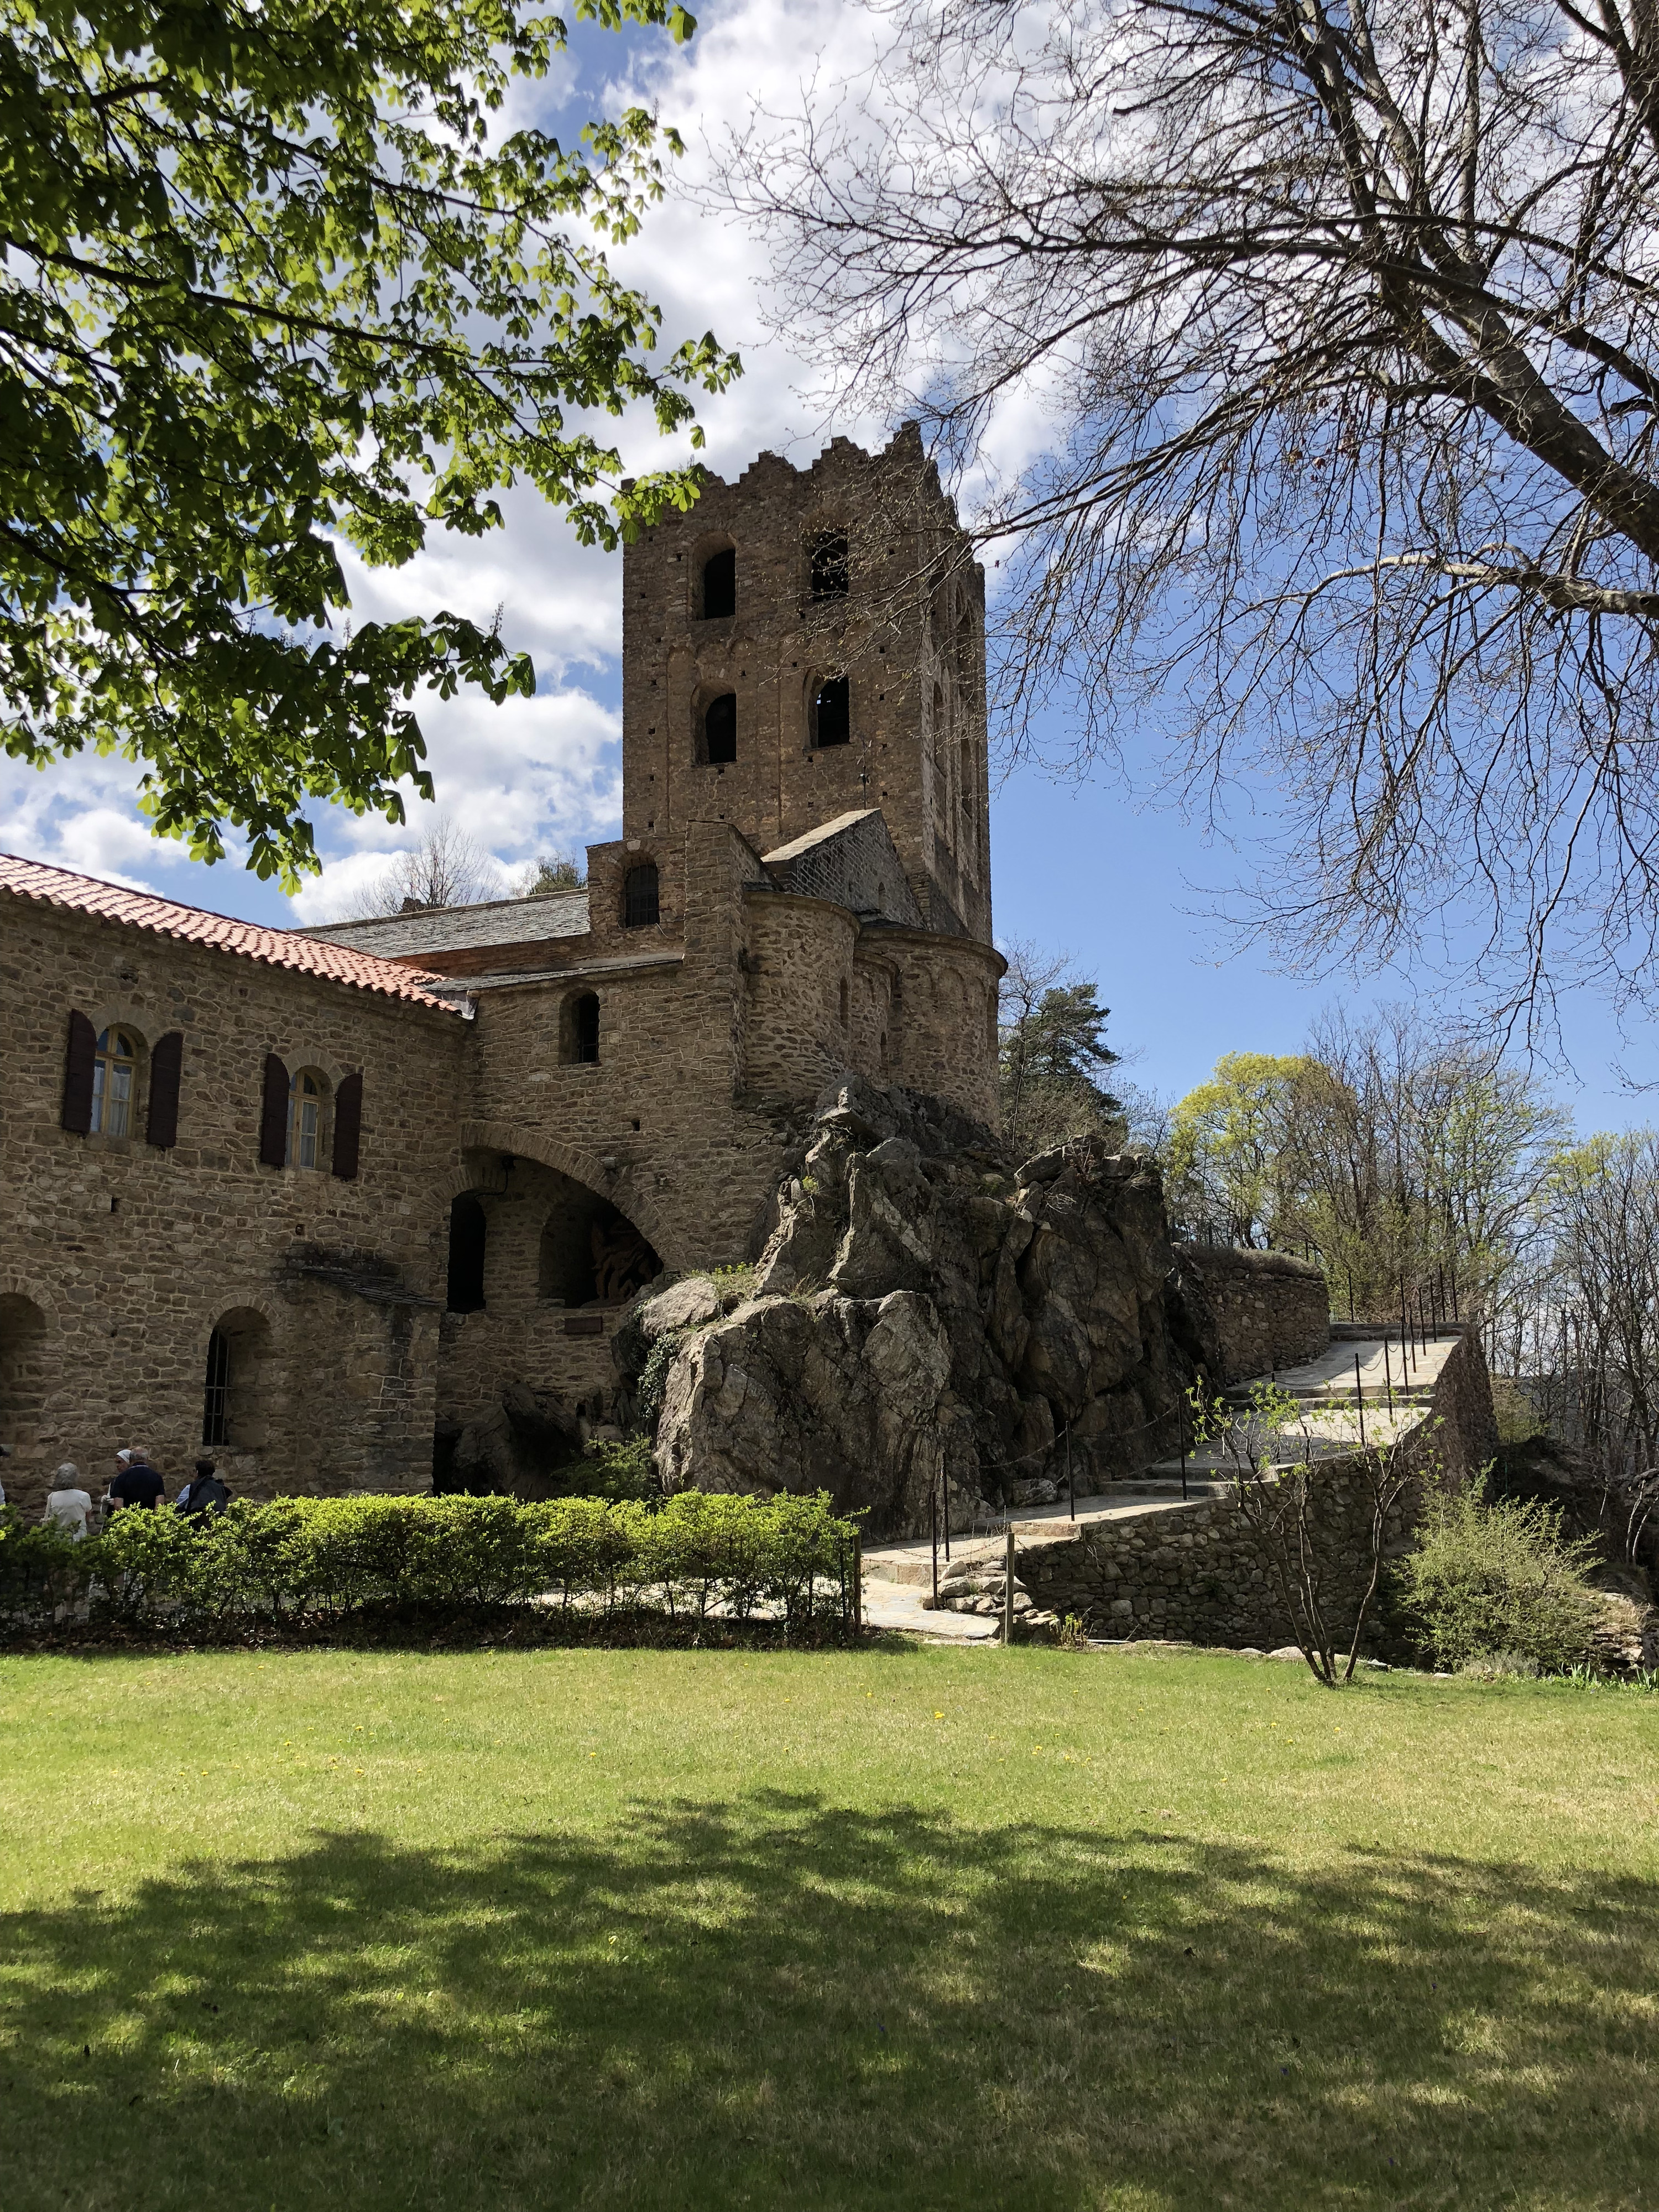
top-left (621, 1077), bottom-right (1234, 1538)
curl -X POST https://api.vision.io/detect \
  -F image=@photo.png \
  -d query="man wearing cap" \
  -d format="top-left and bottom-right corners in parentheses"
top-left (108, 1447), bottom-right (165, 1514)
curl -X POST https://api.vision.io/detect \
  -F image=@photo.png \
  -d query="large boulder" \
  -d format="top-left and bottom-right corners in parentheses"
top-left (655, 1288), bottom-right (963, 1537)
top-left (619, 1077), bottom-right (1239, 1537)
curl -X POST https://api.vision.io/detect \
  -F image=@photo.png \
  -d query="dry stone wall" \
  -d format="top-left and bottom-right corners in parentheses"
top-left (1025, 1329), bottom-right (1499, 1650)
top-left (1180, 1245), bottom-right (1330, 1384)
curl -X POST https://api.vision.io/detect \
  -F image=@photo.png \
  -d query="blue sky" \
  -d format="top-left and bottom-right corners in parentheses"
top-left (2, 0), bottom-right (1649, 1135)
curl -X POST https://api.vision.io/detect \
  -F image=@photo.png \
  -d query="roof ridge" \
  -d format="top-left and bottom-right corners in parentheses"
top-left (0, 851), bottom-right (461, 1016)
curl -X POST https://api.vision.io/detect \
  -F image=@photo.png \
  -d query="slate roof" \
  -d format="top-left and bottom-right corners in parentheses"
top-left (0, 853), bottom-right (462, 1014)
top-left (301, 886), bottom-right (590, 958)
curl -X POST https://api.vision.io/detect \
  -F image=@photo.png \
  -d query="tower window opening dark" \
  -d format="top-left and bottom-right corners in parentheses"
top-left (813, 676), bottom-right (850, 747)
top-left (202, 1328), bottom-right (231, 1446)
top-left (572, 992), bottom-right (600, 1063)
top-left (623, 862), bottom-right (661, 927)
top-left (446, 1194), bottom-right (488, 1313)
top-left (700, 547), bottom-right (735, 619)
top-left (808, 528), bottom-right (849, 600)
top-left (702, 693), bottom-right (737, 765)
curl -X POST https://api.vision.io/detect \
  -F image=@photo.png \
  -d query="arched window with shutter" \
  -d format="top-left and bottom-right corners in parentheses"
top-left (258, 1055), bottom-right (289, 1168)
top-left (331, 1071), bottom-right (363, 1180)
top-left (146, 1032), bottom-right (183, 1149)
top-left (286, 1069), bottom-right (330, 1170)
top-left (61, 1010), bottom-right (96, 1134)
top-left (91, 1027), bottom-right (137, 1136)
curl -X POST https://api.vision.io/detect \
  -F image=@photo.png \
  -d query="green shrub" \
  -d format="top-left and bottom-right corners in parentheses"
top-left (1395, 1478), bottom-right (1605, 1674)
top-left (0, 1490), bottom-right (862, 1637)
top-left (581, 1434), bottom-right (660, 1503)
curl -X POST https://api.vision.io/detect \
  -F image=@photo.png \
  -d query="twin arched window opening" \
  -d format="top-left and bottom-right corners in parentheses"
top-left (699, 547), bottom-right (735, 620)
top-left (701, 693), bottom-right (737, 765)
top-left (812, 676), bottom-right (850, 748)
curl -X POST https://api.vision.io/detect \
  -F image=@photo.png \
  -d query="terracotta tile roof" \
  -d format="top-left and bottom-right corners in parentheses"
top-left (0, 852), bottom-right (463, 1014)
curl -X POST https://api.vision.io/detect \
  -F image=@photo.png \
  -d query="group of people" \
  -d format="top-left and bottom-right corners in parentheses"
top-left (30, 1447), bottom-right (232, 1541)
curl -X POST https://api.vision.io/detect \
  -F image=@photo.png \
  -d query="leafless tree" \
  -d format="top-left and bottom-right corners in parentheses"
top-left (1190, 1378), bottom-right (1421, 1680)
top-left (353, 817), bottom-right (497, 917)
top-left (732, 0), bottom-right (1659, 1035)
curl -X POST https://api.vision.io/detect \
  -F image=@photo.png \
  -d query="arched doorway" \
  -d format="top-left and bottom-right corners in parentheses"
top-left (201, 1307), bottom-right (273, 1450)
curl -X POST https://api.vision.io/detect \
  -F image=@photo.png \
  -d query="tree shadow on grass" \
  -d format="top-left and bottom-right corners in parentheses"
top-left (2, 1798), bottom-right (1654, 2212)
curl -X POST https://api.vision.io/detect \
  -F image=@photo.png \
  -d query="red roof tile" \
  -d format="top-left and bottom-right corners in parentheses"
top-left (0, 852), bottom-right (462, 1014)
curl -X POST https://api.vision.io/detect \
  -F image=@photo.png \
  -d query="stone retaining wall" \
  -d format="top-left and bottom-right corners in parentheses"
top-left (1180, 1245), bottom-right (1329, 1384)
top-left (1021, 1327), bottom-right (1498, 1651)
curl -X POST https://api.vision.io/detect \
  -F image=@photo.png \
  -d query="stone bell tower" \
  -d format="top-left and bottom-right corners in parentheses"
top-left (618, 422), bottom-right (992, 942)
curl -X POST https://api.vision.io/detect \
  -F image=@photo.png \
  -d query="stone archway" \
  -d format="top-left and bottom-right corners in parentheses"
top-left (446, 1121), bottom-right (687, 1272)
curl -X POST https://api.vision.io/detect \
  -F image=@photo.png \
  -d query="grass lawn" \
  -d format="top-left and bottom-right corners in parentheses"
top-left (1, 1642), bottom-right (1655, 2211)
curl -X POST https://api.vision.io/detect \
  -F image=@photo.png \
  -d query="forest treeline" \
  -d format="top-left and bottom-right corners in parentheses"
top-left (999, 963), bottom-right (1659, 1526)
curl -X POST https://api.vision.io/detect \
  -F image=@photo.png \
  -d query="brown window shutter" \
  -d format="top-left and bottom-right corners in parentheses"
top-left (146, 1031), bottom-right (183, 1149)
top-left (258, 1053), bottom-right (289, 1168)
top-left (331, 1070), bottom-right (363, 1180)
top-left (61, 1010), bottom-right (96, 1134)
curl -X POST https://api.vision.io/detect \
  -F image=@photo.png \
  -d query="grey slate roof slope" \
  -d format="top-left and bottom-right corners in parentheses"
top-left (300, 887), bottom-right (589, 958)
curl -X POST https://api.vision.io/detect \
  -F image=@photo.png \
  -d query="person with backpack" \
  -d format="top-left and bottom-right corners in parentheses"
top-left (178, 1459), bottom-right (230, 1519)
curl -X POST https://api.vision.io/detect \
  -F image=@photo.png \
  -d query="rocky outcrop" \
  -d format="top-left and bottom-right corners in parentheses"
top-left (617, 1076), bottom-right (1240, 1538)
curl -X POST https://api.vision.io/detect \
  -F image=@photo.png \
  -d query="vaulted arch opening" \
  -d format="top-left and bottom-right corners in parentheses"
top-left (538, 1170), bottom-right (662, 1308)
top-left (698, 545), bottom-right (736, 619)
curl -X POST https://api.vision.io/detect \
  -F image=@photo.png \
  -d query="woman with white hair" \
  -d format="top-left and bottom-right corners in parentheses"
top-left (43, 1465), bottom-right (93, 1541)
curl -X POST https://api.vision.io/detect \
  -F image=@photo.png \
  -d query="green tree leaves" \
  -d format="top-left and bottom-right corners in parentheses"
top-left (0, 0), bottom-right (738, 881)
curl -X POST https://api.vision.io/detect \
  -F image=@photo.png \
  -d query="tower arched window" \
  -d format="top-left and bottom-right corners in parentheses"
top-left (700, 547), bottom-right (735, 619)
top-left (702, 692), bottom-right (737, 765)
top-left (808, 528), bottom-right (849, 601)
top-left (91, 1028), bottom-right (137, 1136)
top-left (623, 863), bottom-right (660, 928)
top-left (812, 676), bottom-right (850, 748)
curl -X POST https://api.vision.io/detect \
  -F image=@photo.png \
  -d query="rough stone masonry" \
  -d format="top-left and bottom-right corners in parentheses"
top-left (0, 427), bottom-right (1014, 1511)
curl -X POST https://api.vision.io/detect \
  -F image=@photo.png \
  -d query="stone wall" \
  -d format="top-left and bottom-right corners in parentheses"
top-left (1180, 1245), bottom-right (1329, 1384)
top-left (1022, 1327), bottom-right (1499, 1650)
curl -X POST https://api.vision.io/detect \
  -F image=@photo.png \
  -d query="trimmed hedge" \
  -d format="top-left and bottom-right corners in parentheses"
top-left (0, 1490), bottom-right (861, 1635)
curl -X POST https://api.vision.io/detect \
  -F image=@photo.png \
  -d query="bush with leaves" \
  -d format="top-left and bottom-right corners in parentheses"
top-left (0, 1490), bottom-right (862, 1636)
top-left (1396, 1479), bottom-right (1605, 1674)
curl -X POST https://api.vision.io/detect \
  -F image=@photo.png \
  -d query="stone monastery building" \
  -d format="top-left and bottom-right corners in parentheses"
top-left (0, 427), bottom-right (1005, 1511)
